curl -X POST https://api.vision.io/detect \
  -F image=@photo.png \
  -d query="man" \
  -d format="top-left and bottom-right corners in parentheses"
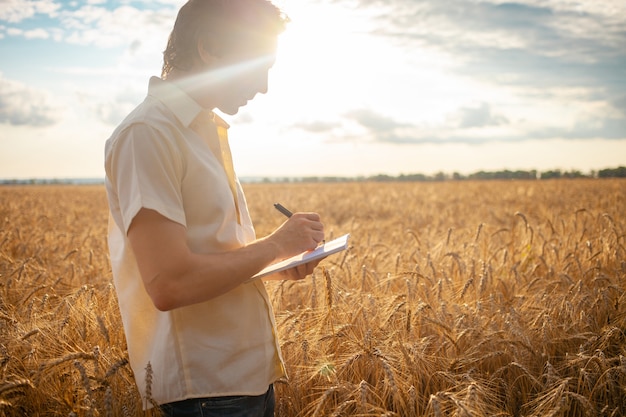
top-left (104, 1), bottom-right (325, 416)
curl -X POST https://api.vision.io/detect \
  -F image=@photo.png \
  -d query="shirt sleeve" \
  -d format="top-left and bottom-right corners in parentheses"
top-left (107, 122), bottom-right (186, 235)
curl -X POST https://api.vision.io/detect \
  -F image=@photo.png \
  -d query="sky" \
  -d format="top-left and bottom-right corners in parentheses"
top-left (0, 0), bottom-right (625, 180)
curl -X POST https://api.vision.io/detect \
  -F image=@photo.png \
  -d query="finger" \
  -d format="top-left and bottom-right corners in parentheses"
top-left (302, 261), bottom-right (317, 277)
top-left (313, 232), bottom-right (325, 244)
top-left (311, 222), bottom-right (324, 232)
top-left (293, 212), bottom-right (322, 226)
top-left (297, 263), bottom-right (309, 277)
top-left (289, 264), bottom-right (306, 280)
top-left (301, 212), bottom-right (321, 221)
top-left (283, 266), bottom-right (298, 281)
top-left (285, 259), bottom-right (319, 281)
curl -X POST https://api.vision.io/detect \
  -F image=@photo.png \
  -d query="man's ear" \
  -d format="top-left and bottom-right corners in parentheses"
top-left (197, 39), bottom-right (216, 65)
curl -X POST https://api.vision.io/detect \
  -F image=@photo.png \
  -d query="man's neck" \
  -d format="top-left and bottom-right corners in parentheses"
top-left (165, 68), bottom-right (217, 110)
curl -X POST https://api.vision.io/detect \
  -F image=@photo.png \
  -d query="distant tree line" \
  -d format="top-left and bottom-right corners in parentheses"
top-left (1, 167), bottom-right (625, 185)
top-left (598, 166), bottom-right (626, 178)
top-left (267, 166), bottom-right (626, 183)
top-left (0, 178), bottom-right (104, 185)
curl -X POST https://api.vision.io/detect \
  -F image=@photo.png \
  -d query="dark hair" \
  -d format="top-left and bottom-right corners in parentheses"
top-left (161, 0), bottom-right (287, 78)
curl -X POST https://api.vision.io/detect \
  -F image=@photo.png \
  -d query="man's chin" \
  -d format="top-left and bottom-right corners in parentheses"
top-left (217, 103), bottom-right (245, 116)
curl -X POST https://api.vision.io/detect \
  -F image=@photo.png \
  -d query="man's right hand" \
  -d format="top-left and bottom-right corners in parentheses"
top-left (266, 212), bottom-right (325, 260)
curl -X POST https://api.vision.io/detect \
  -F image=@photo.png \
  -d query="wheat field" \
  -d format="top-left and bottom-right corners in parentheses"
top-left (0, 179), bottom-right (625, 416)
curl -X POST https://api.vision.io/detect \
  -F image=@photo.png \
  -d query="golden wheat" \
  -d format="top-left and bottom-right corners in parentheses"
top-left (0, 180), bottom-right (624, 416)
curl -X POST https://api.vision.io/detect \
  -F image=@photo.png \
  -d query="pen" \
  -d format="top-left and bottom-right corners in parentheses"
top-left (274, 203), bottom-right (293, 218)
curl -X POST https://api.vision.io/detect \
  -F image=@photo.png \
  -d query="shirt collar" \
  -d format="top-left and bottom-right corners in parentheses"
top-left (212, 112), bottom-right (230, 129)
top-left (147, 76), bottom-right (203, 128)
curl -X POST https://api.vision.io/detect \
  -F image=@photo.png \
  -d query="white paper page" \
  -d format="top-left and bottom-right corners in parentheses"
top-left (246, 234), bottom-right (350, 282)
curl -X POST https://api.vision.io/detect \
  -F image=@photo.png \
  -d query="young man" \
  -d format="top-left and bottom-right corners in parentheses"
top-left (104, 1), bottom-right (325, 416)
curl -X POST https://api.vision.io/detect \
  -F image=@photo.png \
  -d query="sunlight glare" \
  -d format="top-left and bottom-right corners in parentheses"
top-left (263, 1), bottom-right (488, 130)
top-left (270, 1), bottom-right (385, 115)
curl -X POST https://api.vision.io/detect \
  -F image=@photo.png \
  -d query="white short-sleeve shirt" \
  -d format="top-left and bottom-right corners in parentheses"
top-left (104, 77), bottom-right (285, 407)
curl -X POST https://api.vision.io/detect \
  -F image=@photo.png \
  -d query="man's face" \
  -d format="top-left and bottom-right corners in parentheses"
top-left (211, 49), bottom-right (277, 115)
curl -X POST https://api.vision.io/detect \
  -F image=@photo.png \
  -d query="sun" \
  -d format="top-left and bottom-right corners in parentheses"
top-left (262, 0), bottom-right (455, 128)
top-left (268, 0), bottom-right (385, 117)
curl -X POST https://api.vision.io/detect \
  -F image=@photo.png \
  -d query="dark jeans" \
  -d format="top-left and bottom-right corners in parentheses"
top-left (159, 385), bottom-right (275, 417)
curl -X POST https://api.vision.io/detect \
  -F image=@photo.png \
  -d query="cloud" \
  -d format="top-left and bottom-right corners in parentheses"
top-left (59, 5), bottom-right (168, 48)
top-left (352, 0), bottom-right (625, 91)
top-left (533, 117), bottom-right (626, 140)
top-left (23, 28), bottom-right (49, 39)
top-left (0, 0), bottom-right (60, 23)
top-left (1, 1), bottom-right (175, 49)
top-left (58, 4), bottom-right (175, 48)
top-left (94, 101), bottom-right (136, 126)
top-left (0, 74), bottom-right (61, 127)
top-left (75, 86), bottom-right (144, 126)
top-left (327, 0), bottom-right (626, 144)
top-left (342, 104), bottom-right (626, 145)
top-left (343, 107), bottom-right (509, 145)
top-left (343, 107), bottom-right (431, 143)
top-left (292, 120), bottom-right (341, 133)
top-left (611, 94), bottom-right (626, 116)
top-left (345, 108), bottom-right (411, 132)
top-left (447, 102), bottom-right (508, 129)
